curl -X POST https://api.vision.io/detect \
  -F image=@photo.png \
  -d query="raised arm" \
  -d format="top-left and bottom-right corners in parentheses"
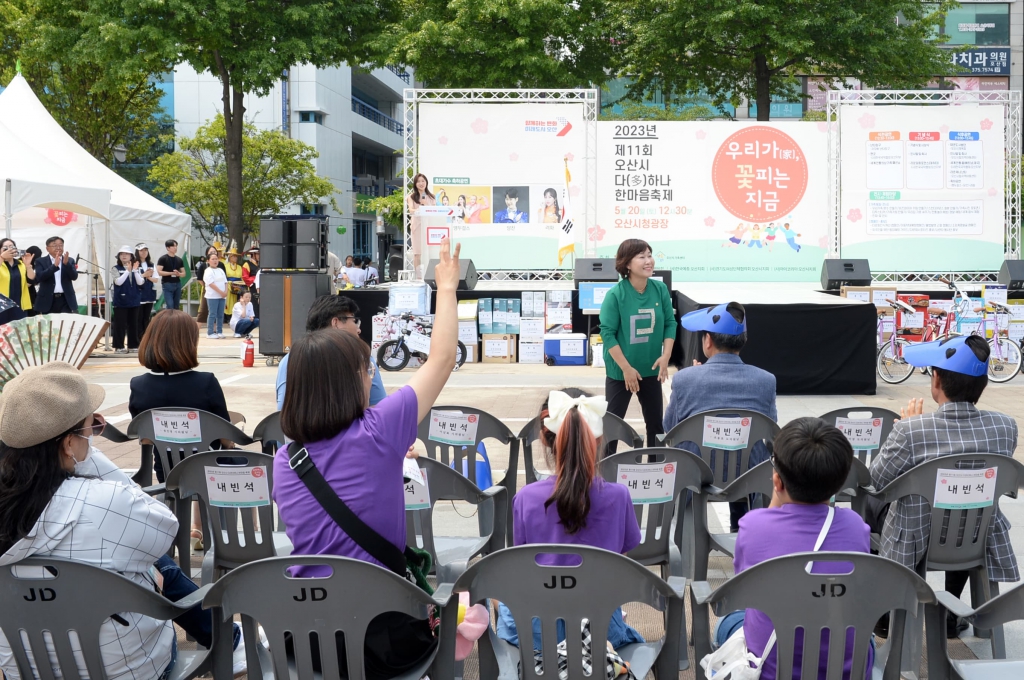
top-left (408, 238), bottom-right (460, 423)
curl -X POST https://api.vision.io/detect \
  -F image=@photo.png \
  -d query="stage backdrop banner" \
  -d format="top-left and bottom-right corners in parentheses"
top-left (839, 104), bottom-right (1006, 272)
top-left (595, 121), bottom-right (829, 282)
top-left (417, 102), bottom-right (587, 270)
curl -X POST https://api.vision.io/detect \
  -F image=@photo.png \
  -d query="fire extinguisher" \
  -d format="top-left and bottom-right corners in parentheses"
top-left (242, 337), bottom-right (255, 367)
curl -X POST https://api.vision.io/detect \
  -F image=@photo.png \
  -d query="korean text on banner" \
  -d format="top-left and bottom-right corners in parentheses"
top-left (702, 416), bottom-right (752, 450)
top-left (835, 417), bottom-right (884, 450)
top-left (152, 410), bottom-right (203, 443)
top-left (405, 468), bottom-right (430, 511)
top-left (428, 410), bottom-right (480, 446)
top-left (934, 467), bottom-right (998, 510)
top-left (616, 463), bottom-right (676, 504)
top-left (205, 466), bottom-right (271, 507)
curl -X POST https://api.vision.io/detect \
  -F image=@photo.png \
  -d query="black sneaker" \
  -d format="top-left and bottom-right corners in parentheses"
top-left (947, 613), bottom-right (969, 639)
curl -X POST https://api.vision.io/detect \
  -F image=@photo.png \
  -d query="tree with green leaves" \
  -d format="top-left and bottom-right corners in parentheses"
top-left (371, 0), bottom-right (615, 88)
top-left (0, 0), bottom-right (169, 166)
top-left (149, 115), bottom-right (339, 249)
top-left (88, 0), bottom-right (394, 250)
top-left (614, 0), bottom-right (957, 120)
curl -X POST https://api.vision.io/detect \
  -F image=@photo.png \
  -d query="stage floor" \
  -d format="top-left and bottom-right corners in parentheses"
top-left (674, 281), bottom-right (867, 306)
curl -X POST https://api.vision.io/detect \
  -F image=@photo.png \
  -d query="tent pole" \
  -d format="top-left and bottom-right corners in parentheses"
top-left (104, 219), bottom-right (111, 350)
top-left (4, 180), bottom-right (11, 239)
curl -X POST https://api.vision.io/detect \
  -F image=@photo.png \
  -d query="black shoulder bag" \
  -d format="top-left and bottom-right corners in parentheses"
top-left (287, 442), bottom-right (437, 679)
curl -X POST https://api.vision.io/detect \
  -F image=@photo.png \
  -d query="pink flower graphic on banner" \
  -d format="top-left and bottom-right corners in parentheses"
top-left (940, 125), bottom-right (950, 135)
top-left (847, 208), bottom-right (863, 222)
top-left (695, 130), bottom-right (706, 140)
top-left (589, 225), bottom-right (606, 242)
top-left (704, 216), bottom-right (716, 227)
top-left (509, 153), bottom-right (519, 162)
top-left (819, 236), bottom-right (829, 249)
top-left (564, 152), bottom-right (575, 162)
top-left (981, 118), bottom-right (993, 130)
top-left (470, 118), bottom-right (488, 134)
top-left (858, 113), bottom-right (875, 129)
top-left (989, 187), bottom-right (998, 196)
top-left (438, 136), bottom-right (448, 145)
top-left (817, 122), bottom-right (829, 133)
top-left (570, 184), bottom-right (581, 197)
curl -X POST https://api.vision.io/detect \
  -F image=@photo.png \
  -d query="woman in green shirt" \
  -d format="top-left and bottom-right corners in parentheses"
top-left (599, 239), bottom-right (676, 450)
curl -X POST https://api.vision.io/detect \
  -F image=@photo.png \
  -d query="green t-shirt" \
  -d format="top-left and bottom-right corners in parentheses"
top-left (599, 278), bottom-right (677, 381)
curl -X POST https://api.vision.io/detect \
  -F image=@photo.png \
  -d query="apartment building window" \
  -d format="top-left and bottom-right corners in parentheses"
top-left (299, 111), bottom-right (324, 124)
top-left (300, 204), bottom-right (326, 215)
top-left (944, 3), bottom-right (1009, 46)
top-left (353, 219), bottom-right (372, 258)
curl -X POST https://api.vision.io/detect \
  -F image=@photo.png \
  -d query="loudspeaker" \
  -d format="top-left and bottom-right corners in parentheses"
top-left (574, 258), bottom-right (618, 282)
top-left (424, 258), bottom-right (477, 290)
top-left (998, 260), bottom-right (1024, 290)
top-left (820, 259), bottom-right (871, 290)
top-left (387, 244), bottom-right (403, 282)
top-left (259, 217), bottom-right (328, 270)
top-left (259, 271), bottom-right (331, 356)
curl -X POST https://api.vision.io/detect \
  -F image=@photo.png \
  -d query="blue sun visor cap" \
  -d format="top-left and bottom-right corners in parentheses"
top-left (902, 336), bottom-right (988, 377)
top-left (680, 303), bottom-right (746, 335)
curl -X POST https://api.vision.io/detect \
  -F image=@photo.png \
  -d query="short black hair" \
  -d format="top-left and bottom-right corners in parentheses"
top-left (934, 336), bottom-right (990, 403)
top-left (706, 302), bottom-right (747, 353)
top-left (771, 417), bottom-right (853, 503)
top-left (505, 188), bottom-right (519, 200)
top-left (165, 239), bottom-right (177, 248)
top-left (24, 246), bottom-right (42, 258)
top-left (305, 295), bottom-right (359, 333)
top-left (45, 236), bottom-right (63, 247)
top-left (361, 256), bottom-right (371, 266)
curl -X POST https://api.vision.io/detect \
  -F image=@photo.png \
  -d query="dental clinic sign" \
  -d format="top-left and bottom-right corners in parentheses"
top-left (947, 48), bottom-right (1011, 75)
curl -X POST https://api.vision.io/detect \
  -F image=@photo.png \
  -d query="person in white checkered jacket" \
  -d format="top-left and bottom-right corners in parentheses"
top-left (865, 335), bottom-right (1019, 640)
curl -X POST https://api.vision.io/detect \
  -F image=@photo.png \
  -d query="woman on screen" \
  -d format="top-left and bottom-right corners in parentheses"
top-left (406, 173), bottom-right (435, 276)
top-left (537, 188), bottom-right (562, 224)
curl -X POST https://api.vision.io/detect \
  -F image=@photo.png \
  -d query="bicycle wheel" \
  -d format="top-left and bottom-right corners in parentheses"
top-left (377, 339), bottom-right (410, 372)
top-left (455, 340), bottom-right (467, 369)
top-left (987, 337), bottom-right (1022, 383)
top-left (877, 339), bottom-right (915, 384)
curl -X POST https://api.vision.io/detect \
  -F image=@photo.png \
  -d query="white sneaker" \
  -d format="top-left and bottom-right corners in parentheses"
top-left (206, 334), bottom-right (217, 339)
top-left (232, 625), bottom-right (269, 677)
top-left (234, 333), bottom-right (242, 338)
top-left (219, 333), bottom-right (227, 339)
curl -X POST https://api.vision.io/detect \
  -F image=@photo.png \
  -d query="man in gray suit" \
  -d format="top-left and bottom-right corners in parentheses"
top-left (664, 302), bottom-right (777, 530)
top-left (869, 335), bottom-right (1018, 638)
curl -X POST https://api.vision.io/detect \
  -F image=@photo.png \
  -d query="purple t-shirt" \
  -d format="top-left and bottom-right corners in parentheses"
top-left (734, 504), bottom-right (872, 680)
top-left (513, 477), bottom-right (641, 561)
top-left (272, 386), bottom-right (418, 574)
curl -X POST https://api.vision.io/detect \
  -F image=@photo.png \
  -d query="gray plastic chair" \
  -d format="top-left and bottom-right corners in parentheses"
top-left (203, 555), bottom-right (450, 680)
top-left (164, 450), bottom-right (292, 585)
top-left (252, 410), bottom-right (285, 455)
top-left (436, 544), bottom-right (685, 680)
top-left (691, 552), bottom-right (935, 680)
top-left (840, 457), bottom-right (873, 515)
top-left (519, 412), bottom-right (645, 486)
top-left (928, 583), bottom-right (1024, 680)
top-left (0, 556), bottom-right (214, 680)
top-left (598, 447), bottom-right (713, 671)
top-left (417, 405), bottom-right (518, 545)
top-left (99, 421), bottom-right (132, 443)
top-left (865, 453), bottom-right (1024, 672)
top-left (818, 406), bottom-right (899, 466)
top-left (406, 457), bottom-right (508, 583)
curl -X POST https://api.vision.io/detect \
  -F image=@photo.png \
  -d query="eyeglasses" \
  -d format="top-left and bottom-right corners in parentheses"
top-left (73, 413), bottom-right (106, 438)
top-left (337, 316), bottom-right (361, 327)
top-left (366, 362), bottom-right (376, 379)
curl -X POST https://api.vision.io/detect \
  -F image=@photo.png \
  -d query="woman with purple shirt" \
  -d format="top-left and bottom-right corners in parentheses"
top-left (496, 388), bottom-right (645, 650)
top-left (715, 418), bottom-right (873, 680)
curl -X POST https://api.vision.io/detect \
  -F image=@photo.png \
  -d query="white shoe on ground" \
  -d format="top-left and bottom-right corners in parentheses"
top-left (234, 333), bottom-right (242, 338)
top-left (206, 334), bottom-right (217, 339)
top-left (232, 625), bottom-right (270, 677)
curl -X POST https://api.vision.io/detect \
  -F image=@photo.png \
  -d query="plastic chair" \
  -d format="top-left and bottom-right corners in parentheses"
top-left (691, 552), bottom-right (936, 680)
top-left (864, 453), bottom-right (1024, 673)
top-left (928, 582), bottom-right (1024, 680)
top-left (436, 544), bottom-right (685, 680)
top-left (203, 555), bottom-right (450, 680)
top-left (164, 450), bottom-right (292, 585)
top-left (252, 410), bottom-right (285, 455)
top-left (598, 447), bottom-right (713, 671)
top-left (818, 406), bottom-right (899, 466)
top-left (406, 457), bottom-right (508, 583)
top-left (99, 421), bottom-right (132, 443)
top-left (519, 412), bottom-right (644, 486)
top-left (0, 556), bottom-right (215, 680)
top-left (417, 405), bottom-right (518, 546)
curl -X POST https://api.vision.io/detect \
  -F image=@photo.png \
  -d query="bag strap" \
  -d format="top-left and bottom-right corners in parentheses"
top-left (287, 441), bottom-right (409, 577)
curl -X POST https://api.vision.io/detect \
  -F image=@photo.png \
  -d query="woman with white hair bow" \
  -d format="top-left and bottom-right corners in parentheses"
top-left (495, 388), bottom-right (645, 651)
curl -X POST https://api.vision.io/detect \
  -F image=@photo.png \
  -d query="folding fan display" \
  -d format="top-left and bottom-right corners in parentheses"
top-left (0, 314), bottom-right (109, 388)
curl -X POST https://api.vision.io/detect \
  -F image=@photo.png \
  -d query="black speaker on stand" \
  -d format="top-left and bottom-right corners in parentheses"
top-left (424, 258), bottom-right (478, 290)
top-left (998, 260), bottom-right (1024, 290)
top-left (820, 259), bottom-right (871, 290)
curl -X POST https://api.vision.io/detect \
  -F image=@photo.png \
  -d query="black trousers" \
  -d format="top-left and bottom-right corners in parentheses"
top-left (112, 306), bottom-right (139, 349)
top-left (136, 303), bottom-right (154, 341)
top-left (43, 294), bottom-right (73, 314)
top-left (605, 375), bottom-right (663, 455)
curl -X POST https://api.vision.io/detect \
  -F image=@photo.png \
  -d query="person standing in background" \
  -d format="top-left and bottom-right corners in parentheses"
top-left (0, 238), bottom-right (35, 318)
top-left (156, 240), bottom-right (185, 311)
top-left (135, 244), bottom-right (157, 339)
top-left (33, 236), bottom-right (78, 314)
top-left (111, 246), bottom-right (143, 354)
top-left (326, 251), bottom-right (343, 294)
top-left (23, 246), bottom-right (42, 312)
top-left (203, 251), bottom-right (228, 339)
top-left (406, 173), bottom-right (435, 277)
top-left (195, 246), bottom-right (225, 324)
top-left (242, 247), bottom-right (260, 316)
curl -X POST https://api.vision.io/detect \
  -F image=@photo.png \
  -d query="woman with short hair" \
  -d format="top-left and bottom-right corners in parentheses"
top-left (0, 238), bottom-right (34, 322)
top-left (111, 245), bottom-right (143, 354)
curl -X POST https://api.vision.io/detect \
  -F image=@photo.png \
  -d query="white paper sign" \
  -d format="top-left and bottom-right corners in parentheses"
top-left (405, 331), bottom-right (432, 354)
top-left (428, 410), bottom-right (479, 445)
top-left (702, 416), bottom-right (752, 450)
top-left (617, 463), bottom-right (676, 504)
top-left (426, 226), bottom-right (450, 245)
top-left (484, 339), bottom-right (509, 357)
top-left (152, 410), bottom-right (203, 443)
top-left (546, 306), bottom-right (572, 325)
top-left (872, 289), bottom-right (897, 304)
top-left (561, 339), bottom-right (585, 357)
top-left (205, 466), bottom-right (271, 507)
top-left (900, 311), bottom-right (925, 328)
top-left (404, 469), bottom-right (430, 511)
top-left (592, 287), bottom-right (609, 305)
top-left (983, 284), bottom-right (1008, 306)
top-left (458, 322), bottom-right (478, 344)
top-left (519, 342), bottom-right (544, 364)
top-left (845, 290), bottom-right (871, 303)
top-left (403, 457), bottom-right (425, 486)
top-left (1008, 323), bottom-right (1024, 343)
top-left (835, 417), bottom-right (884, 450)
top-left (934, 467), bottom-right (998, 510)
top-left (520, 318), bottom-right (546, 341)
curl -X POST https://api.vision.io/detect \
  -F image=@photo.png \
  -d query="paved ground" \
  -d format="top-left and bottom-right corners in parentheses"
top-left (84, 334), bottom-right (1024, 665)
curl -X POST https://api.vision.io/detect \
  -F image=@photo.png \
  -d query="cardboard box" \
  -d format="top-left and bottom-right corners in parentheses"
top-left (518, 341), bottom-right (544, 364)
top-left (897, 294), bottom-right (929, 341)
top-left (458, 300), bottom-right (479, 320)
top-left (478, 298), bottom-right (493, 335)
top-left (463, 342), bottom-right (479, 363)
top-left (371, 314), bottom-right (389, 342)
top-left (523, 292), bottom-right (545, 318)
top-left (546, 290), bottom-right (573, 333)
top-left (521, 292), bottom-right (534, 319)
top-left (876, 309), bottom-right (895, 342)
top-left (482, 334), bottom-right (516, 363)
top-left (458, 320), bottom-right (478, 345)
top-left (492, 299), bottom-right (508, 334)
top-left (520, 317), bottom-right (546, 342)
top-left (506, 299), bottom-right (521, 334)
top-left (841, 285), bottom-right (898, 309)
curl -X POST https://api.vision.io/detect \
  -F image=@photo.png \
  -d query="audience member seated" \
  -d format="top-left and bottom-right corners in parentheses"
top-left (275, 295), bottom-right (385, 410)
top-left (0, 363), bottom-right (248, 679)
top-left (272, 239), bottom-right (461, 677)
top-left (714, 417), bottom-right (871, 680)
top-left (866, 335), bottom-right (1019, 638)
top-left (664, 302), bottom-right (777, 531)
top-left (230, 290), bottom-right (260, 337)
top-left (496, 388), bottom-right (645, 651)
top-left (128, 309), bottom-right (237, 550)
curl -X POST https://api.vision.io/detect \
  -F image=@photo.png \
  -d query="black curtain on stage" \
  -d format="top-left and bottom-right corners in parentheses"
top-left (675, 291), bottom-right (877, 395)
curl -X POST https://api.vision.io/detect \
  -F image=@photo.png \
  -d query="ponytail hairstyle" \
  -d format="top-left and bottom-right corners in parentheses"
top-left (539, 388), bottom-right (600, 535)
